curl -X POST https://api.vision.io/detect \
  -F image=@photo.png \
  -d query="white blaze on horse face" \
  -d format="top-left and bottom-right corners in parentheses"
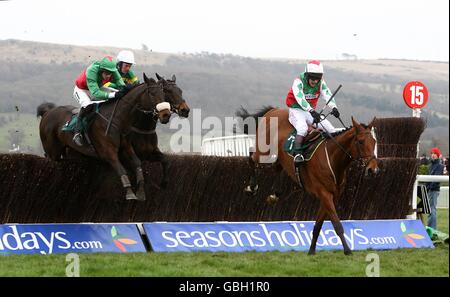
top-left (258, 116), bottom-right (278, 164)
top-left (371, 127), bottom-right (378, 158)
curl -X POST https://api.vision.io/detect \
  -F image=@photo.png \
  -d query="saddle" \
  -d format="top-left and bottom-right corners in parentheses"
top-left (284, 128), bottom-right (326, 162)
top-left (61, 113), bottom-right (87, 133)
top-left (61, 105), bottom-right (100, 150)
top-left (61, 105), bottom-right (97, 133)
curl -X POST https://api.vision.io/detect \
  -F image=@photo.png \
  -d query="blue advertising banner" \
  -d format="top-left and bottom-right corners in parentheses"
top-left (0, 224), bottom-right (146, 255)
top-left (143, 220), bottom-right (434, 252)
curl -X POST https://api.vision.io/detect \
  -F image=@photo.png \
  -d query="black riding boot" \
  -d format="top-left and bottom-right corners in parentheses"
top-left (73, 107), bottom-right (87, 146)
top-left (293, 135), bottom-right (305, 164)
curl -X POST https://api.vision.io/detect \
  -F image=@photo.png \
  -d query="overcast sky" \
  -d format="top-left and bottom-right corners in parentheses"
top-left (0, 0), bottom-right (448, 61)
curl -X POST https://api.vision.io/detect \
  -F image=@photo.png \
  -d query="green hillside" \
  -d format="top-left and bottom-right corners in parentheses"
top-left (0, 39), bottom-right (448, 155)
top-left (0, 112), bottom-right (41, 154)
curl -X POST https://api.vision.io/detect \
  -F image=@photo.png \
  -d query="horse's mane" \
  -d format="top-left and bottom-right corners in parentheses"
top-left (127, 82), bottom-right (145, 90)
top-left (330, 123), bottom-right (369, 137)
top-left (36, 102), bottom-right (56, 117)
top-left (104, 82), bottom-right (146, 104)
top-left (235, 105), bottom-right (276, 120)
top-left (235, 105), bottom-right (277, 134)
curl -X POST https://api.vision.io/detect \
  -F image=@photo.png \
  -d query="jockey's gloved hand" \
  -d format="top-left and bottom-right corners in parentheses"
top-left (113, 89), bottom-right (127, 100)
top-left (123, 84), bottom-right (135, 92)
top-left (331, 107), bottom-right (340, 118)
top-left (310, 110), bottom-right (321, 124)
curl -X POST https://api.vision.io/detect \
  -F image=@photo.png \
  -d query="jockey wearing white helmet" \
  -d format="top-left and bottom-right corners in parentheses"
top-left (116, 50), bottom-right (139, 86)
top-left (285, 60), bottom-right (340, 163)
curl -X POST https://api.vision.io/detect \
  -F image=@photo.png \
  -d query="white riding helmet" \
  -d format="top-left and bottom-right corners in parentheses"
top-left (117, 50), bottom-right (136, 65)
top-left (305, 60), bottom-right (324, 74)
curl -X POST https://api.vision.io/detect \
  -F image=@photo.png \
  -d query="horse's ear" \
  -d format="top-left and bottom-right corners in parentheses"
top-left (351, 116), bottom-right (360, 128)
top-left (155, 73), bottom-right (163, 81)
top-left (143, 73), bottom-right (156, 84)
top-left (368, 117), bottom-right (377, 129)
top-left (172, 74), bottom-right (176, 82)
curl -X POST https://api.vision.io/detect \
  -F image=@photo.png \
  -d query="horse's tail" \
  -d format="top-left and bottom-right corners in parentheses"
top-left (36, 102), bottom-right (56, 118)
top-left (235, 105), bottom-right (276, 134)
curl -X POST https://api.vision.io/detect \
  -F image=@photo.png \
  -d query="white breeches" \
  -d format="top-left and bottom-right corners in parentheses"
top-left (73, 86), bottom-right (116, 108)
top-left (288, 108), bottom-right (336, 136)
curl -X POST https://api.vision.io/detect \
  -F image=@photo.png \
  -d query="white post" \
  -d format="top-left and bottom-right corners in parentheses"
top-left (408, 108), bottom-right (421, 219)
top-left (408, 175), bottom-right (450, 220)
top-left (412, 108), bottom-right (421, 118)
top-left (412, 108), bottom-right (421, 158)
top-left (408, 179), bottom-right (419, 220)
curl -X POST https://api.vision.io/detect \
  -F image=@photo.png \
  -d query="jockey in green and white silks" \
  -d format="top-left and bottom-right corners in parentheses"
top-left (285, 60), bottom-right (341, 162)
top-left (116, 50), bottom-right (139, 86)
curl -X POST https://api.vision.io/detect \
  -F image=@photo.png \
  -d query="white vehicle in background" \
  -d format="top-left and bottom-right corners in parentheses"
top-left (8, 143), bottom-right (21, 153)
top-left (201, 135), bottom-right (256, 157)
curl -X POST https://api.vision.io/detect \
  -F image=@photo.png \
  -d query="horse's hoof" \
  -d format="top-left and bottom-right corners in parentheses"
top-left (126, 193), bottom-right (138, 200)
top-left (344, 250), bottom-right (353, 256)
top-left (244, 186), bottom-right (253, 195)
top-left (307, 250), bottom-right (316, 256)
top-left (136, 187), bottom-right (146, 201)
top-left (266, 194), bottom-right (279, 205)
top-left (244, 185), bottom-right (258, 196)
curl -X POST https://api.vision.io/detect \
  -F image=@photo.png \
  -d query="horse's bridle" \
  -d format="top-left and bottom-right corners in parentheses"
top-left (353, 130), bottom-right (377, 167)
top-left (325, 127), bottom-right (377, 168)
top-left (100, 82), bottom-right (163, 117)
top-left (162, 80), bottom-right (187, 115)
top-left (134, 82), bottom-right (166, 118)
top-left (95, 83), bottom-right (167, 136)
top-left (135, 105), bottom-right (159, 119)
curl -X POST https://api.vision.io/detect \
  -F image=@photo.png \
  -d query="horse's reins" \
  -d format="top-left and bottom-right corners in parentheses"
top-left (315, 84), bottom-right (375, 182)
top-left (130, 126), bottom-right (156, 135)
top-left (320, 122), bottom-right (376, 164)
top-left (132, 80), bottom-right (186, 134)
top-left (353, 130), bottom-right (377, 167)
top-left (131, 83), bottom-right (171, 134)
top-left (105, 99), bottom-right (120, 136)
top-left (164, 80), bottom-right (187, 116)
top-left (319, 122), bottom-right (376, 184)
top-left (99, 83), bottom-right (164, 136)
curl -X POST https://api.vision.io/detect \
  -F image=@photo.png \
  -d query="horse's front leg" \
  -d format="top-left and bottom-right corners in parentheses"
top-left (121, 141), bottom-right (146, 201)
top-left (308, 204), bottom-right (327, 255)
top-left (244, 151), bottom-right (259, 195)
top-left (141, 149), bottom-right (168, 190)
top-left (156, 150), bottom-right (169, 189)
top-left (106, 153), bottom-right (139, 201)
top-left (266, 163), bottom-right (283, 204)
top-left (320, 190), bottom-right (352, 256)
